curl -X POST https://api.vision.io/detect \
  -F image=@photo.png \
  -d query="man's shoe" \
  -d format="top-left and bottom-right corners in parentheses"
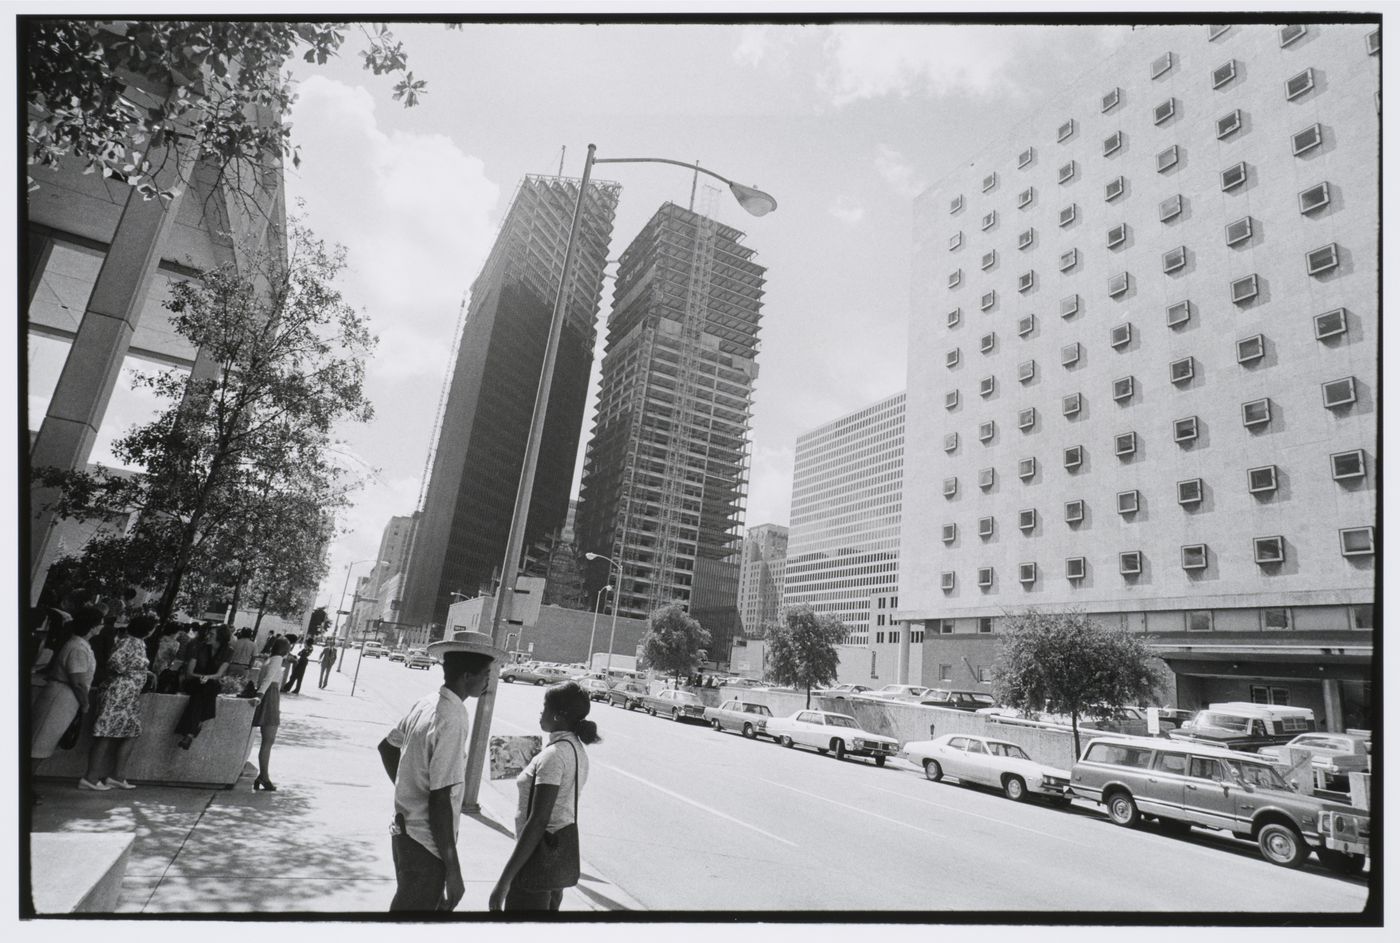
top-left (105, 778), bottom-right (136, 790)
top-left (77, 778), bottom-right (112, 791)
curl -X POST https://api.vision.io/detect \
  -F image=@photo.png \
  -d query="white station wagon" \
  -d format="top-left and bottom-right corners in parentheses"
top-left (765, 709), bottom-right (898, 766)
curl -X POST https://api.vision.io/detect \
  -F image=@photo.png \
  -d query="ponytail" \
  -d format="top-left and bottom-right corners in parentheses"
top-left (574, 718), bottom-right (601, 745)
top-left (546, 680), bottom-right (602, 745)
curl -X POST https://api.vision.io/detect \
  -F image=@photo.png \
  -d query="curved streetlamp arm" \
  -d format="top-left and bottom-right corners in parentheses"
top-left (593, 153), bottom-right (777, 217)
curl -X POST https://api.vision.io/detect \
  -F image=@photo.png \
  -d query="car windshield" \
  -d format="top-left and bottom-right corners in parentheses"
top-left (1224, 760), bottom-right (1289, 790)
top-left (825, 715), bottom-right (859, 728)
top-left (1192, 711), bottom-right (1252, 732)
top-left (987, 742), bottom-right (1030, 760)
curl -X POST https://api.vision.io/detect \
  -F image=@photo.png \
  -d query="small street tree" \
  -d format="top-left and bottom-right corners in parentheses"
top-left (991, 608), bottom-right (1169, 757)
top-left (37, 222), bottom-right (373, 619)
top-left (640, 603), bottom-right (711, 688)
top-left (765, 605), bottom-right (847, 709)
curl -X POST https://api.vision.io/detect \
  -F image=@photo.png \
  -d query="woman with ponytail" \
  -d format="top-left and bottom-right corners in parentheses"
top-left (489, 680), bottom-right (600, 911)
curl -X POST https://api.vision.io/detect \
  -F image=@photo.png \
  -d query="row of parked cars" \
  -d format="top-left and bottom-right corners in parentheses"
top-left (625, 687), bottom-right (1371, 875)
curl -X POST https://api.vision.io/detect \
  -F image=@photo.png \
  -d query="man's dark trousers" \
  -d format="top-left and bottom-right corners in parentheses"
top-left (389, 830), bottom-right (447, 911)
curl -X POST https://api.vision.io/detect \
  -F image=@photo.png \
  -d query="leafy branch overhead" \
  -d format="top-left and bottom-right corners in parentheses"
top-left (24, 20), bottom-right (428, 202)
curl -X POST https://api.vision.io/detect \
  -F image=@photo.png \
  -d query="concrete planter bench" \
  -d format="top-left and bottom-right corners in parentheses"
top-left (35, 692), bottom-right (257, 788)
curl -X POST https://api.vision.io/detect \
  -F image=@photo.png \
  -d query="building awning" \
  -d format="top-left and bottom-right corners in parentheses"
top-left (1150, 642), bottom-right (1372, 682)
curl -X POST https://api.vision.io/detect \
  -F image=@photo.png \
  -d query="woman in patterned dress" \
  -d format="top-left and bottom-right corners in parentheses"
top-left (81, 615), bottom-right (156, 790)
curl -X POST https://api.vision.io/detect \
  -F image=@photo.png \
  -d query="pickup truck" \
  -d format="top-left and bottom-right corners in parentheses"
top-left (703, 699), bottom-right (774, 739)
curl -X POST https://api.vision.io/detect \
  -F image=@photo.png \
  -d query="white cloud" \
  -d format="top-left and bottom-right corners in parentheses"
top-left (820, 24), bottom-right (1036, 105)
top-left (873, 144), bottom-right (926, 199)
top-left (828, 195), bottom-right (866, 224)
top-left (733, 25), bottom-right (797, 68)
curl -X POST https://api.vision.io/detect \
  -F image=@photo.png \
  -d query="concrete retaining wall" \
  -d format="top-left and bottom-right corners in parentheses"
top-left (721, 688), bottom-right (1081, 768)
top-left (36, 693), bottom-right (257, 788)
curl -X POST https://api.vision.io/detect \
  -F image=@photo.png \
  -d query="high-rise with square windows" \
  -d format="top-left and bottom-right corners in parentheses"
top-left (401, 176), bottom-right (620, 631)
top-left (782, 392), bottom-right (905, 646)
top-left (576, 203), bottom-right (766, 662)
top-left (900, 23), bottom-right (1377, 729)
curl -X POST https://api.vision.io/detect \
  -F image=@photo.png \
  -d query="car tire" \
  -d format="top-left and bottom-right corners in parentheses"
top-left (1256, 822), bottom-right (1308, 869)
top-left (1106, 791), bottom-right (1141, 828)
top-left (1317, 848), bottom-right (1366, 875)
top-left (648, 707), bottom-right (656, 716)
top-left (781, 736), bottom-right (794, 749)
top-left (742, 723), bottom-right (755, 739)
top-left (672, 709), bottom-right (681, 722)
top-left (874, 755), bottom-right (886, 768)
top-left (833, 739), bottom-right (847, 761)
top-left (503, 677), bottom-right (514, 683)
top-left (711, 719), bottom-right (722, 731)
top-left (924, 760), bottom-right (943, 782)
top-left (1003, 775), bottom-right (1028, 802)
top-left (535, 679), bottom-right (546, 686)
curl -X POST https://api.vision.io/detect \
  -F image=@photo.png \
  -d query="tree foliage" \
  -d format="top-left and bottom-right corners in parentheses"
top-left (640, 603), bottom-right (711, 687)
top-left (764, 605), bottom-right (846, 709)
top-left (37, 221), bottom-right (374, 619)
top-left (991, 608), bottom-right (1169, 756)
top-left (25, 20), bottom-right (428, 203)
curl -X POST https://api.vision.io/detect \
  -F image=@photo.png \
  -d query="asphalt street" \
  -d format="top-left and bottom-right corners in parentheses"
top-left (357, 655), bottom-right (1371, 915)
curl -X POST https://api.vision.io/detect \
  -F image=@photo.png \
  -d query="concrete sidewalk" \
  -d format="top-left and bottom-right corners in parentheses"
top-left (28, 673), bottom-right (642, 914)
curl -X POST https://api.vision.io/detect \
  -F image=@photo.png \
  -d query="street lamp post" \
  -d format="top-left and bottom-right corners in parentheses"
top-left (586, 584), bottom-right (611, 670)
top-left (586, 552), bottom-right (624, 676)
top-left (334, 558), bottom-right (385, 673)
top-left (460, 144), bottom-right (776, 811)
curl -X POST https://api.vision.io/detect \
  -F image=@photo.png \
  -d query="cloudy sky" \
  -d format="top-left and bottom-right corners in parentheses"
top-left (282, 19), bottom-right (1134, 607)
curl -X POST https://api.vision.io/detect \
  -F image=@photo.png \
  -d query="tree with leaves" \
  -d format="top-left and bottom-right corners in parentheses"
top-left (37, 221), bottom-right (374, 620)
top-left (991, 608), bottom-right (1169, 757)
top-left (25, 20), bottom-right (429, 204)
top-left (765, 605), bottom-right (847, 709)
top-left (640, 604), bottom-right (711, 689)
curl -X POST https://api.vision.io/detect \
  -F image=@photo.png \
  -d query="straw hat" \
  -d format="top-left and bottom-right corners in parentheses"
top-left (427, 630), bottom-right (506, 662)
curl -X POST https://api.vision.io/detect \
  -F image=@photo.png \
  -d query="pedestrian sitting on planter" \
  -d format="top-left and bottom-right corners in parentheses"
top-left (173, 624), bottom-right (232, 750)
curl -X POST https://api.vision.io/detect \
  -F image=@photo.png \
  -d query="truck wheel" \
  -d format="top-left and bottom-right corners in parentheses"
top-left (742, 723), bottom-right (755, 739)
top-left (1317, 848), bottom-right (1366, 875)
top-left (1106, 791), bottom-right (1141, 828)
top-left (1256, 822), bottom-right (1308, 869)
top-left (833, 739), bottom-right (847, 761)
top-left (924, 760), bottom-right (943, 782)
top-left (1003, 775), bottom-right (1028, 802)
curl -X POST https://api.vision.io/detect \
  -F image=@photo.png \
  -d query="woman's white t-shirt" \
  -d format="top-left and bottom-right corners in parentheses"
top-left (515, 731), bottom-right (588, 836)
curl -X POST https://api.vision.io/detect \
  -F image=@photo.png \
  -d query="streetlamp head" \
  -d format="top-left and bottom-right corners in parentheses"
top-left (585, 552), bottom-right (600, 561)
top-left (729, 182), bottom-right (778, 217)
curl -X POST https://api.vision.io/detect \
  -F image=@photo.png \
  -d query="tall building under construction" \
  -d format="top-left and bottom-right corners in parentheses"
top-left (401, 176), bottom-right (619, 632)
top-left (576, 203), bottom-right (766, 662)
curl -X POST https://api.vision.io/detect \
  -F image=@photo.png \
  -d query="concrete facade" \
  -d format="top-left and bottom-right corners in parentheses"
top-left (736, 523), bottom-right (788, 638)
top-left (782, 391), bottom-right (904, 645)
top-left (576, 203), bottom-right (766, 665)
top-left (446, 594), bottom-right (649, 666)
top-left (900, 24), bottom-right (1378, 731)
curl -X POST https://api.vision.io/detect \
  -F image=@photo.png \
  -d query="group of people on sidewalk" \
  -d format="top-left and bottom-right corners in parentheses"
top-left (379, 630), bottom-right (597, 913)
top-left (29, 593), bottom-right (343, 799)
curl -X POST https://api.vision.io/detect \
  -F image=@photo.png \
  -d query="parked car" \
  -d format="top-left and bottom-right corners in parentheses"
top-left (899, 733), bottom-right (1070, 803)
top-left (361, 641), bottom-right (386, 659)
top-left (532, 665), bottom-right (573, 686)
top-left (816, 683), bottom-right (873, 698)
top-left (388, 649), bottom-right (406, 663)
top-left (580, 678), bottom-right (612, 701)
top-left (404, 649), bottom-right (435, 670)
top-left (703, 699), bottom-right (774, 739)
top-left (1069, 735), bottom-right (1369, 872)
top-left (640, 688), bottom-right (708, 723)
top-left (605, 680), bottom-right (650, 710)
top-left (920, 689), bottom-right (998, 712)
top-left (765, 709), bottom-right (898, 765)
top-left (861, 684), bottom-right (930, 702)
top-left (500, 662), bottom-right (549, 684)
top-left (1168, 702), bottom-right (1316, 752)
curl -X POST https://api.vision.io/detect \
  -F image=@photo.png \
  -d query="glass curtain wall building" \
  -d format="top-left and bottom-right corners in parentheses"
top-left (400, 176), bottom-right (619, 632)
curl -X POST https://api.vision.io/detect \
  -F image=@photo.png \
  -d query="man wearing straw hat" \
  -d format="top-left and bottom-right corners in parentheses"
top-left (378, 629), bottom-right (504, 911)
